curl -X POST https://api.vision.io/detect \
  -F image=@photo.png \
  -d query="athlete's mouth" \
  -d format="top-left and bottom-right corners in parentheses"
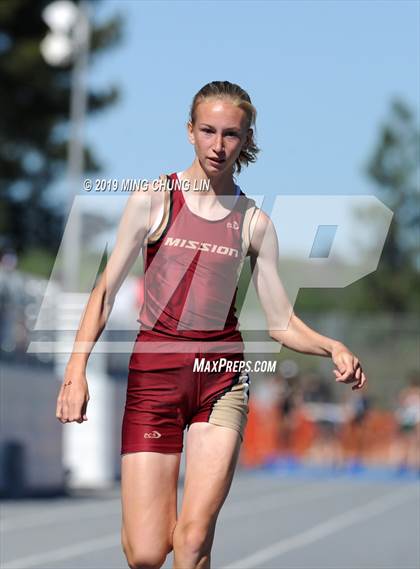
top-left (208, 157), bottom-right (225, 164)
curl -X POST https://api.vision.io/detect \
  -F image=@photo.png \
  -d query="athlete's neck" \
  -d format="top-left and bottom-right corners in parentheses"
top-left (180, 162), bottom-right (236, 196)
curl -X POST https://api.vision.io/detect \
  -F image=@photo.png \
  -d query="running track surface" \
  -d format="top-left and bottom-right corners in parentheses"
top-left (1, 469), bottom-right (419, 569)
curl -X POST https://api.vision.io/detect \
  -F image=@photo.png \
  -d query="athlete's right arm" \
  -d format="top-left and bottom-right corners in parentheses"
top-left (56, 181), bottom-right (163, 424)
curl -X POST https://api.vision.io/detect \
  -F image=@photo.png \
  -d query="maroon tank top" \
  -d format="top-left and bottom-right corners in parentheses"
top-left (137, 172), bottom-right (251, 341)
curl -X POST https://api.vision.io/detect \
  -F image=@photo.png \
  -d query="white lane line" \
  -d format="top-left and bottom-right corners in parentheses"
top-left (1, 484), bottom-right (340, 568)
top-left (223, 485), bottom-right (418, 568)
top-left (1, 532), bottom-right (121, 569)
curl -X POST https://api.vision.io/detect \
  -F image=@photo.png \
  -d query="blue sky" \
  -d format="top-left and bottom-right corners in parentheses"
top-left (52, 0), bottom-right (419, 218)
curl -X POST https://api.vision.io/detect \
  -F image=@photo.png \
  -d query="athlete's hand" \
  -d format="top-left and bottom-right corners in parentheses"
top-left (331, 342), bottom-right (367, 391)
top-left (56, 365), bottom-right (90, 424)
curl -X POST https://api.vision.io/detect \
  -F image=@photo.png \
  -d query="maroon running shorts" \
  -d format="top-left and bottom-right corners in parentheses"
top-left (121, 330), bottom-right (251, 454)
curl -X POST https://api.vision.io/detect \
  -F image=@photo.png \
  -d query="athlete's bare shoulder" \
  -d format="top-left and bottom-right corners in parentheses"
top-left (128, 175), bottom-right (165, 205)
top-left (125, 175), bottom-right (167, 236)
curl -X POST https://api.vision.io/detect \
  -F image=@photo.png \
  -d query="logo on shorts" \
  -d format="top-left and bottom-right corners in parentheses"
top-left (144, 430), bottom-right (162, 439)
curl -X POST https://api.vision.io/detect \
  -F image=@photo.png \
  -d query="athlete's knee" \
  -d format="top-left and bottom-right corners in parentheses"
top-left (172, 519), bottom-right (214, 557)
top-left (124, 548), bottom-right (167, 569)
top-left (122, 531), bottom-right (168, 569)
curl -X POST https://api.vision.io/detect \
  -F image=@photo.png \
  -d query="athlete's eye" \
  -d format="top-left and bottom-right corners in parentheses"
top-left (200, 128), bottom-right (239, 138)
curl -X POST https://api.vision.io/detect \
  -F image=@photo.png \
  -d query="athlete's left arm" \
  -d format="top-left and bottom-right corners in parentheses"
top-left (249, 210), bottom-right (367, 390)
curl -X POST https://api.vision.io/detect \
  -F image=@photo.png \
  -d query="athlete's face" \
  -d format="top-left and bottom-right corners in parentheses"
top-left (187, 99), bottom-right (252, 174)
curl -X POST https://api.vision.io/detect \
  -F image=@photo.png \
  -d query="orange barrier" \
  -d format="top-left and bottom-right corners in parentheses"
top-left (289, 409), bottom-right (317, 457)
top-left (339, 410), bottom-right (397, 465)
top-left (240, 401), bottom-right (281, 467)
top-left (240, 402), bottom-right (316, 466)
top-left (240, 402), bottom-right (401, 468)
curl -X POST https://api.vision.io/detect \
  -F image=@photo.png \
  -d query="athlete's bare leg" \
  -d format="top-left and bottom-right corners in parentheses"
top-left (121, 451), bottom-right (181, 569)
top-left (172, 422), bottom-right (242, 569)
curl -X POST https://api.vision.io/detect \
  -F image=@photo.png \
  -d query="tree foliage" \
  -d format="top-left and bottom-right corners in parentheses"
top-left (0, 0), bottom-right (123, 257)
top-left (357, 98), bottom-right (419, 312)
top-left (297, 97), bottom-right (419, 313)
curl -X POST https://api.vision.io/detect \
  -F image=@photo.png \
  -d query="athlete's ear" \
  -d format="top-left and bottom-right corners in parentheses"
top-left (187, 121), bottom-right (195, 145)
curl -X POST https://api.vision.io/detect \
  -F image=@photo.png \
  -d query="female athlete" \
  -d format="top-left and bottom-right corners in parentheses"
top-left (56, 80), bottom-right (367, 569)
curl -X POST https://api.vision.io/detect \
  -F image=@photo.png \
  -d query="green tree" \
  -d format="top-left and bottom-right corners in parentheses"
top-left (360, 98), bottom-right (419, 312)
top-left (0, 0), bottom-right (123, 267)
top-left (297, 97), bottom-right (419, 314)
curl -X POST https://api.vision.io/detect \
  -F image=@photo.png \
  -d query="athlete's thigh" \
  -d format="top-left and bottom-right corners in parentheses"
top-left (178, 422), bottom-right (241, 525)
top-left (121, 451), bottom-right (181, 557)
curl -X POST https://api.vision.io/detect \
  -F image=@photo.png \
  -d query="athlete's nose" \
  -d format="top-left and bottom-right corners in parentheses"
top-left (213, 134), bottom-right (224, 154)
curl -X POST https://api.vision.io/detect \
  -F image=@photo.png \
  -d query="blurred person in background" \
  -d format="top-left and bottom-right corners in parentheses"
top-left (340, 389), bottom-right (373, 468)
top-left (346, 391), bottom-right (371, 426)
top-left (273, 371), bottom-right (304, 455)
top-left (390, 371), bottom-right (420, 473)
top-left (302, 374), bottom-right (345, 467)
top-left (0, 247), bottom-right (21, 357)
top-left (55, 80), bottom-right (367, 569)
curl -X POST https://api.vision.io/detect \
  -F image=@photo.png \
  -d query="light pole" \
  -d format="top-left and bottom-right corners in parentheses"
top-left (41, 0), bottom-right (113, 490)
top-left (41, 0), bottom-right (89, 293)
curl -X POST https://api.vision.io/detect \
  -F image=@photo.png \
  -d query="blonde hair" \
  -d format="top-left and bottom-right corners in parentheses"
top-left (189, 81), bottom-right (260, 175)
